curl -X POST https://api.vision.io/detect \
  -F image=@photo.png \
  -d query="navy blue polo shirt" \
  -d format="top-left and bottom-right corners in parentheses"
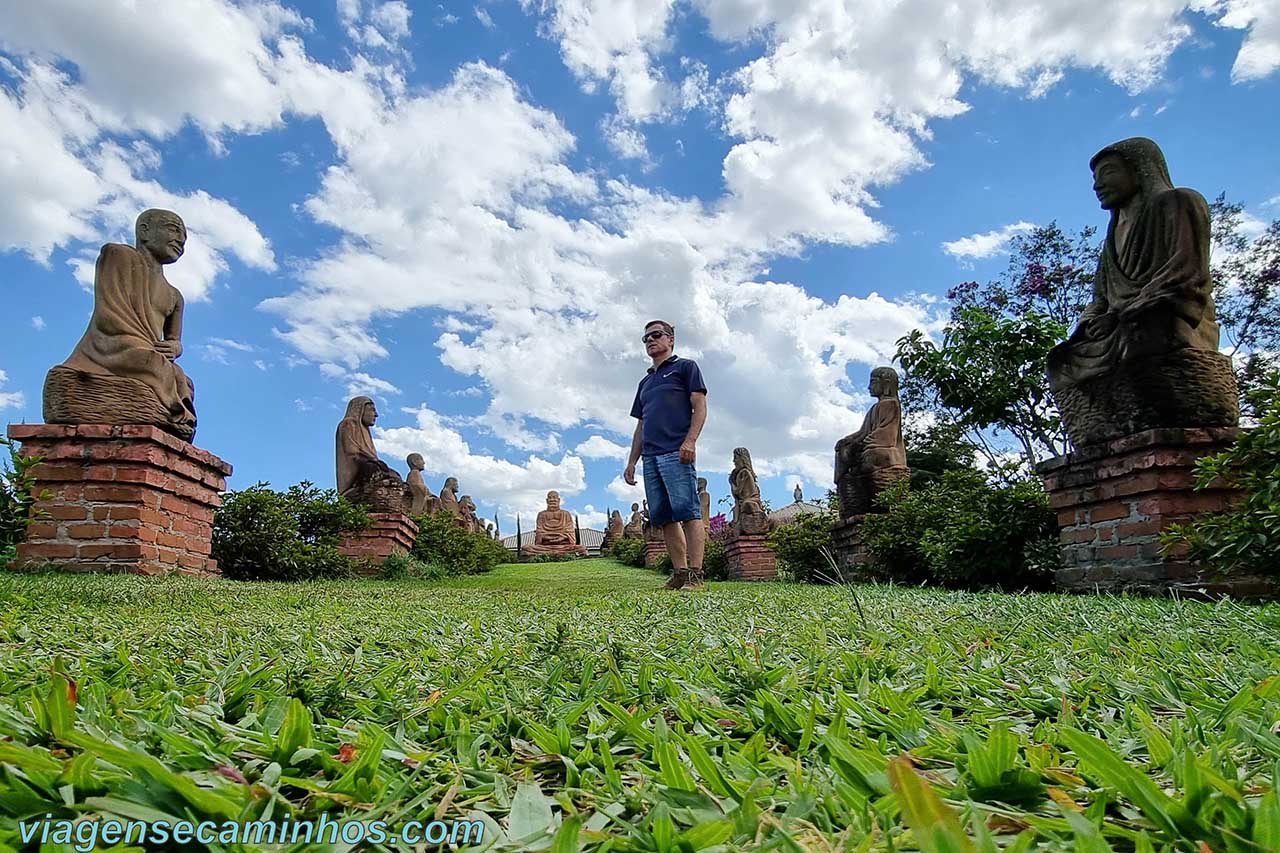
top-left (630, 355), bottom-right (707, 456)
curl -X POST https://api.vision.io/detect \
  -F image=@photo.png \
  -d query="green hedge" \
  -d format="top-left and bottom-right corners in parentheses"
top-left (409, 511), bottom-right (506, 575)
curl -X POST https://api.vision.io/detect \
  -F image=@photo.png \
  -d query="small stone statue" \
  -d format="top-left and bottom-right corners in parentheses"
top-left (1048, 137), bottom-right (1238, 446)
top-left (438, 477), bottom-right (461, 519)
top-left (698, 477), bottom-right (711, 532)
top-left (603, 509), bottom-right (625, 551)
top-left (523, 491), bottom-right (588, 557)
top-left (793, 484), bottom-right (803, 503)
top-left (406, 453), bottom-right (439, 514)
top-left (835, 367), bottom-right (910, 518)
top-left (729, 447), bottom-right (773, 536)
top-left (44, 209), bottom-right (198, 441)
top-left (336, 396), bottom-right (409, 513)
top-left (458, 495), bottom-right (480, 532)
top-left (623, 502), bottom-right (644, 539)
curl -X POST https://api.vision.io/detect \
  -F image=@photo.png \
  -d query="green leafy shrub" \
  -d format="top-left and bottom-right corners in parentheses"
top-left (409, 511), bottom-right (506, 575)
top-left (0, 437), bottom-right (49, 565)
top-left (767, 507), bottom-right (837, 583)
top-left (860, 470), bottom-right (1058, 590)
top-left (608, 537), bottom-right (645, 568)
top-left (378, 551), bottom-right (447, 580)
top-left (1163, 375), bottom-right (1280, 576)
top-left (212, 482), bottom-right (370, 581)
top-left (702, 537), bottom-right (728, 580)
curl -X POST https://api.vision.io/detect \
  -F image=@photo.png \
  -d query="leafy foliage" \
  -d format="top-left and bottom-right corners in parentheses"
top-left (766, 504), bottom-right (837, 583)
top-left (1162, 375), bottom-right (1280, 576)
top-left (377, 551), bottom-right (447, 580)
top-left (859, 469), bottom-right (1058, 590)
top-left (409, 511), bottom-right (506, 575)
top-left (211, 482), bottom-right (370, 581)
top-left (0, 437), bottom-right (49, 565)
top-left (2, 559), bottom-right (1279, 851)
top-left (608, 536), bottom-right (646, 568)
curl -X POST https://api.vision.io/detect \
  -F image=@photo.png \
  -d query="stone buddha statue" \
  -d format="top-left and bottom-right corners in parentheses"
top-left (600, 509), bottom-right (624, 552)
top-left (336, 396), bottom-right (410, 513)
top-left (524, 490), bottom-right (588, 556)
top-left (623, 502), bottom-right (644, 539)
top-left (729, 447), bottom-right (773, 536)
top-left (835, 367), bottom-right (910, 518)
top-left (698, 477), bottom-right (711, 532)
top-left (44, 209), bottom-right (199, 441)
top-left (406, 453), bottom-right (439, 514)
top-left (438, 477), bottom-right (461, 518)
top-left (1048, 137), bottom-right (1238, 446)
top-left (458, 495), bottom-right (479, 532)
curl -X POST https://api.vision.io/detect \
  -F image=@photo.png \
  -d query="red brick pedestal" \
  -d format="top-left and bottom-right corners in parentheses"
top-left (644, 538), bottom-right (668, 567)
top-left (339, 513), bottom-right (419, 573)
top-left (1036, 427), bottom-right (1274, 598)
top-left (725, 533), bottom-right (777, 581)
top-left (831, 515), bottom-right (871, 579)
top-left (8, 424), bottom-right (231, 576)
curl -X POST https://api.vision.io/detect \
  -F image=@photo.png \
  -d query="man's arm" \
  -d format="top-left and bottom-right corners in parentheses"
top-left (624, 418), bottom-right (643, 485)
top-left (679, 391), bottom-right (707, 464)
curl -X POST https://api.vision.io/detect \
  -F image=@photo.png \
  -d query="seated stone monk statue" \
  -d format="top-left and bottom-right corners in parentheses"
top-left (1048, 137), bottom-right (1238, 446)
top-left (524, 490), bottom-right (588, 556)
top-left (729, 447), bottom-right (773, 536)
top-left (602, 509), bottom-right (624, 551)
top-left (458, 495), bottom-right (479, 532)
top-left (406, 453), bottom-right (440, 515)
top-left (438, 477), bottom-right (461, 519)
top-left (336, 396), bottom-right (410, 513)
top-left (44, 209), bottom-right (199, 441)
top-left (835, 367), bottom-right (910, 518)
top-left (623, 502), bottom-right (644, 539)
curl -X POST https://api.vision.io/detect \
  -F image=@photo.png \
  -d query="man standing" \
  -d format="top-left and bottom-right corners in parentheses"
top-left (624, 320), bottom-right (709, 589)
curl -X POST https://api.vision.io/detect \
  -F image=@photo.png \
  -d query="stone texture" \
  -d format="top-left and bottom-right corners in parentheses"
top-left (725, 533), bottom-right (777, 581)
top-left (44, 210), bottom-right (198, 441)
top-left (831, 515), bottom-right (872, 578)
top-left (336, 397), bottom-right (409, 513)
top-left (644, 537), bottom-right (668, 567)
top-left (1048, 138), bottom-right (1239, 447)
top-left (7, 424), bottom-right (231, 576)
top-left (729, 447), bottom-right (774, 536)
top-left (835, 367), bottom-right (909, 517)
top-left (339, 512), bottom-right (419, 571)
top-left (1036, 427), bottom-right (1275, 599)
top-left (524, 490), bottom-right (588, 557)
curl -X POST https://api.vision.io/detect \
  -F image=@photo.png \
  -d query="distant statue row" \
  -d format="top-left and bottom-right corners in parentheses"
top-left (335, 395), bottom-right (497, 537)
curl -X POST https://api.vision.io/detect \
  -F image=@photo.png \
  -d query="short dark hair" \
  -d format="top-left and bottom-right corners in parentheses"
top-left (644, 319), bottom-right (674, 337)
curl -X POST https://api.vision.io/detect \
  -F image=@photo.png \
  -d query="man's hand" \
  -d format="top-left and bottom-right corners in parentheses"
top-left (679, 439), bottom-right (696, 465)
top-left (624, 463), bottom-right (637, 486)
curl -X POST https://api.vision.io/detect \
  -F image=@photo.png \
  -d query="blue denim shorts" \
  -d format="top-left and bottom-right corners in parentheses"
top-left (642, 451), bottom-right (701, 527)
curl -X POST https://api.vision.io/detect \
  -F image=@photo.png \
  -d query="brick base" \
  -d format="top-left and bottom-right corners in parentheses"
top-left (831, 515), bottom-right (872, 579)
top-left (8, 424), bottom-right (232, 576)
top-left (339, 513), bottom-right (419, 572)
top-left (725, 534), bottom-right (777, 581)
top-left (1036, 427), bottom-right (1276, 599)
top-left (644, 538), bottom-right (668, 567)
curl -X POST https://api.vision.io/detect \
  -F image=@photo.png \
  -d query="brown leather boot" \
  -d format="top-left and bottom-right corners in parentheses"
top-left (683, 567), bottom-right (706, 590)
top-left (663, 567), bottom-right (688, 589)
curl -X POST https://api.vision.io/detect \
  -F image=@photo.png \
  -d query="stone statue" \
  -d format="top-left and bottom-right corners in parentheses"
top-left (336, 396), bottom-right (409, 513)
top-left (1048, 137), bottom-right (1239, 446)
top-left (605, 509), bottom-right (624, 548)
top-left (44, 209), bottom-right (199, 441)
top-left (523, 491), bottom-right (588, 557)
top-left (835, 367), bottom-right (910, 518)
top-left (623, 502), bottom-right (644, 539)
top-left (698, 477), bottom-right (711, 532)
top-left (794, 484), bottom-right (803, 503)
top-left (438, 477), bottom-right (461, 519)
top-left (458, 495), bottom-right (479, 532)
top-left (406, 453), bottom-right (439, 515)
top-left (729, 447), bottom-right (773, 536)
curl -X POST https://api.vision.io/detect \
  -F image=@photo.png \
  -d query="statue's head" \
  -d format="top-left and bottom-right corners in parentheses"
top-left (631, 502), bottom-right (640, 511)
top-left (733, 447), bottom-right (752, 469)
top-left (870, 366), bottom-right (900, 399)
top-left (136, 209), bottom-right (186, 264)
top-left (642, 319), bottom-right (675, 361)
top-left (613, 509), bottom-right (622, 520)
top-left (444, 476), bottom-right (458, 492)
top-left (407, 453), bottom-right (424, 471)
top-left (461, 495), bottom-right (475, 511)
top-left (343, 395), bottom-right (377, 428)
top-left (697, 477), bottom-right (708, 490)
top-left (546, 490), bottom-right (561, 510)
top-left (1090, 137), bottom-right (1172, 211)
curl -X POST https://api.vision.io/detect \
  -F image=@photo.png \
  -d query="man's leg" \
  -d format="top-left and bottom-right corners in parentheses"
top-left (644, 453), bottom-right (685, 589)
top-left (663, 521), bottom-right (688, 572)
top-left (680, 518), bottom-right (706, 588)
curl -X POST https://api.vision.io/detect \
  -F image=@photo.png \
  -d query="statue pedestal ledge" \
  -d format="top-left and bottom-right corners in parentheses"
top-left (644, 538), bottom-right (667, 567)
top-left (1036, 427), bottom-right (1275, 600)
top-left (725, 533), bottom-right (776, 581)
top-left (7, 424), bottom-right (231, 576)
top-left (339, 513), bottom-right (419, 572)
top-left (831, 514), bottom-right (872, 579)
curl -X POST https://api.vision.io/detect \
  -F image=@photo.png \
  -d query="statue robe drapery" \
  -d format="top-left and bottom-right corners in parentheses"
top-left (336, 396), bottom-right (383, 496)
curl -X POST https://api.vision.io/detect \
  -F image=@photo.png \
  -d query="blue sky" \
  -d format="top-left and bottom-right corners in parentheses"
top-left (2, 0), bottom-right (1277, 532)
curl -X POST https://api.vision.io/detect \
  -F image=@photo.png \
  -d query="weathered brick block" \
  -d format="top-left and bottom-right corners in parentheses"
top-left (644, 539), bottom-right (668, 568)
top-left (7, 424), bottom-right (231, 578)
top-left (339, 512), bottom-right (419, 573)
top-left (1036, 427), bottom-right (1274, 600)
top-left (725, 533), bottom-right (777, 581)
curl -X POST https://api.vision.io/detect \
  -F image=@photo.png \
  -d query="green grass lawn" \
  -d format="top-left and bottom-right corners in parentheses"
top-left (2, 559), bottom-right (1280, 851)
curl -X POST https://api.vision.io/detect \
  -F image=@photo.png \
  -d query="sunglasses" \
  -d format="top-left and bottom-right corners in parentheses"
top-left (642, 330), bottom-right (668, 342)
